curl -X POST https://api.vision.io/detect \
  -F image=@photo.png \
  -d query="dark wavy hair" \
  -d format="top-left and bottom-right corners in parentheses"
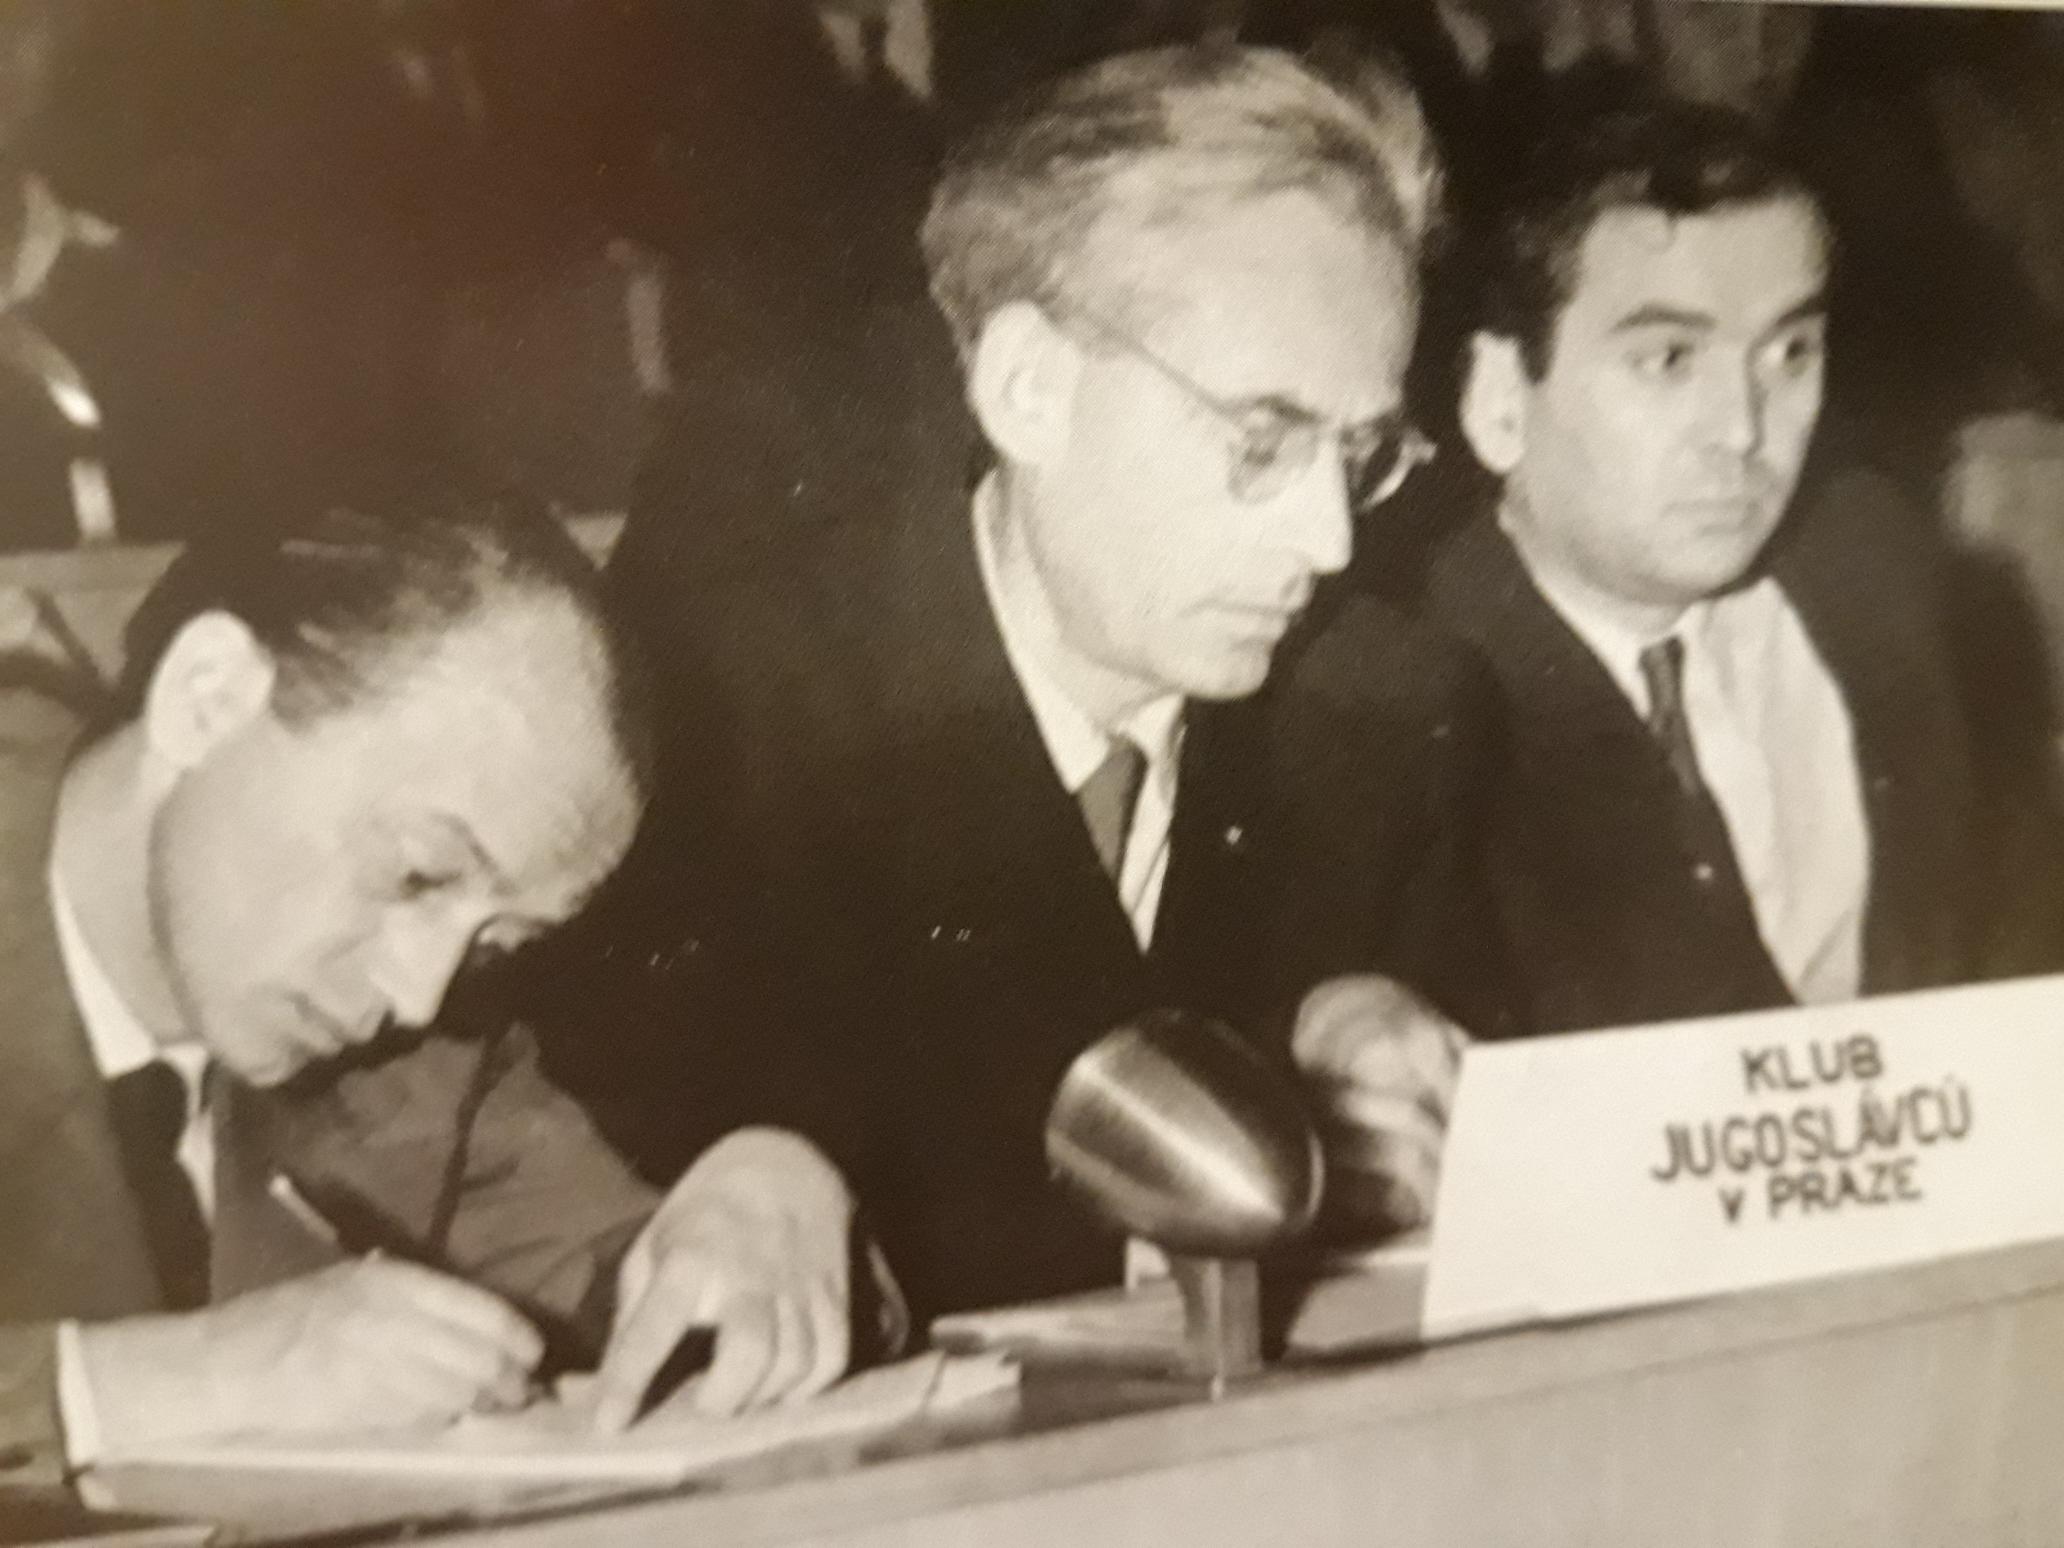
top-left (1473, 70), bottom-right (1831, 379)
top-left (111, 491), bottom-right (653, 800)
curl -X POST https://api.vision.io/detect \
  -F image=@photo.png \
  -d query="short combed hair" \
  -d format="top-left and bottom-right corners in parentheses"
top-left (920, 42), bottom-right (1443, 359)
top-left (114, 493), bottom-right (654, 799)
top-left (1475, 79), bottom-right (1829, 379)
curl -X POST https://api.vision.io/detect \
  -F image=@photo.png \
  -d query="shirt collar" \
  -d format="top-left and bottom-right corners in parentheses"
top-left (1501, 505), bottom-right (1711, 713)
top-left (47, 861), bottom-right (206, 1096)
top-left (971, 472), bottom-right (1184, 792)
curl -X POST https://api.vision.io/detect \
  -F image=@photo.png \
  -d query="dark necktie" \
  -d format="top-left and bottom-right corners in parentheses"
top-left (1636, 636), bottom-right (1798, 1007)
top-left (105, 1062), bottom-right (210, 1310)
top-left (1638, 637), bottom-right (1755, 900)
top-left (1079, 738), bottom-right (1147, 884)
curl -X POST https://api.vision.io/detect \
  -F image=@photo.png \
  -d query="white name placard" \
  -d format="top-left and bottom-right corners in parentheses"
top-left (1422, 974), bottom-right (2064, 1339)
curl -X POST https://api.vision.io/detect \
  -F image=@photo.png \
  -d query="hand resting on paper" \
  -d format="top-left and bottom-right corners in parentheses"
top-left (78, 1257), bottom-right (545, 1454)
top-left (590, 1128), bottom-right (859, 1431)
top-left (1291, 974), bottom-right (1469, 1241)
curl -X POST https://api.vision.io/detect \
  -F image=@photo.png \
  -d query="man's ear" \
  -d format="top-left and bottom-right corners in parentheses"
top-left (143, 613), bottom-right (276, 773)
top-left (966, 300), bottom-right (1082, 469)
top-left (1458, 331), bottom-right (1531, 478)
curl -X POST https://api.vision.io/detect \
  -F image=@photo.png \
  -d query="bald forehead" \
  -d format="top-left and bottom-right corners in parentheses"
top-left (335, 595), bottom-right (642, 917)
top-left (387, 592), bottom-right (620, 735)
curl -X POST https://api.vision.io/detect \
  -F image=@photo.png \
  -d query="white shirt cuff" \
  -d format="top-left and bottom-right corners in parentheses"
top-left (53, 1319), bottom-right (106, 1470)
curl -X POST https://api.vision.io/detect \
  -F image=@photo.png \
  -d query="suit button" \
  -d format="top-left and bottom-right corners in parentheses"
top-left (1693, 862), bottom-right (1718, 885)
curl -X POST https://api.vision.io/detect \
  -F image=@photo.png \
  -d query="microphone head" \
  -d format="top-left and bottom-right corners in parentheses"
top-left (1045, 1009), bottom-right (1323, 1256)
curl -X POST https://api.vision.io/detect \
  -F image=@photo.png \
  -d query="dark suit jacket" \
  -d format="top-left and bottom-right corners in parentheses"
top-left (563, 380), bottom-right (1509, 1328)
top-left (1422, 466), bottom-right (2064, 1034)
top-left (0, 691), bottom-right (657, 1485)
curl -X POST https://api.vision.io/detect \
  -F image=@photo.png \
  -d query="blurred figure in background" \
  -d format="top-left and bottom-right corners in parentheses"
top-left (9, 0), bottom-right (448, 552)
top-left (0, 1), bottom-right (121, 551)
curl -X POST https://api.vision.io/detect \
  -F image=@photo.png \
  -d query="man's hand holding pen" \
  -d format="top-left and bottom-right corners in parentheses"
top-left (75, 1258), bottom-right (546, 1456)
top-left (71, 1131), bottom-right (862, 1459)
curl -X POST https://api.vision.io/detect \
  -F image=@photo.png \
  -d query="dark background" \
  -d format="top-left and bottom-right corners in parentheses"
top-left (4, 0), bottom-right (2061, 550)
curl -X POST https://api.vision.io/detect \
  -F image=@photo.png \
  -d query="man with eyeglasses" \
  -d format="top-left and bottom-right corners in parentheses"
top-left (1422, 84), bottom-right (2064, 1035)
top-left (577, 44), bottom-right (1509, 1327)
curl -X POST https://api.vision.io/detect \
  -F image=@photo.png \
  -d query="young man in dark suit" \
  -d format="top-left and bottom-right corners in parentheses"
top-left (1423, 89), bottom-right (2063, 1035)
top-left (587, 45), bottom-right (1505, 1329)
top-left (1, 498), bottom-right (859, 1490)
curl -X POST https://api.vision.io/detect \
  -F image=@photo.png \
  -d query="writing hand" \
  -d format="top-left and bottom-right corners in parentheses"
top-left (80, 1258), bottom-right (543, 1453)
top-left (590, 1127), bottom-right (853, 1430)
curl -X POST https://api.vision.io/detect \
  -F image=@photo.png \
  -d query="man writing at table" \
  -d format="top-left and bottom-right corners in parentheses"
top-left (0, 496), bottom-right (858, 1489)
top-left (594, 43), bottom-right (1501, 1328)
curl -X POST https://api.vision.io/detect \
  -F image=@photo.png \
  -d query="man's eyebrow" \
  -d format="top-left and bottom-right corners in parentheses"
top-left (1610, 304), bottom-right (1716, 335)
top-left (1767, 291), bottom-right (1830, 331)
top-left (1228, 390), bottom-right (1324, 425)
top-left (428, 813), bottom-right (511, 891)
top-left (1609, 292), bottom-right (1829, 339)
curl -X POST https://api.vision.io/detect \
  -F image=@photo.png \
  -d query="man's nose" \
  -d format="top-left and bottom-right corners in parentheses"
top-left (1283, 451), bottom-right (1355, 577)
top-left (1702, 361), bottom-right (1764, 458)
top-left (374, 916), bottom-right (477, 1030)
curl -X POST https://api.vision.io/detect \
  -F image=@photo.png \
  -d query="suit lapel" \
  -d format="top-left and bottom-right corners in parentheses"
top-left (1431, 519), bottom-right (1792, 1027)
top-left (209, 1080), bottom-right (347, 1300)
top-left (0, 702), bottom-right (163, 1320)
top-left (1438, 519), bottom-right (1679, 808)
top-left (847, 512), bottom-right (1156, 1310)
top-left (1155, 686), bottom-right (1266, 1008)
top-left (1444, 520), bottom-right (1719, 927)
top-left (1770, 480), bottom-right (1970, 992)
top-left (872, 509), bottom-right (1147, 1008)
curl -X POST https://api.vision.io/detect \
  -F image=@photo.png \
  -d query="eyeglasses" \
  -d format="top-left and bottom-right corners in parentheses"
top-left (1060, 307), bottom-right (1436, 515)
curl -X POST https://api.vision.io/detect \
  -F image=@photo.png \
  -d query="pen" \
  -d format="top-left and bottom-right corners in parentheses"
top-left (268, 1173), bottom-right (421, 1264)
top-left (268, 1173), bottom-right (344, 1248)
top-left (632, 1327), bottom-right (718, 1423)
top-left (267, 1171), bottom-right (547, 1414)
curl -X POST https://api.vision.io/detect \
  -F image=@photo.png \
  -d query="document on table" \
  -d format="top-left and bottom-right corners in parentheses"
top-left (95, 1351), bottom-right (1019, 1486)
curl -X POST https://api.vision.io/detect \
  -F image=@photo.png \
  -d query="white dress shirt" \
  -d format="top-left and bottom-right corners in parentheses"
top-left (973, 477), bottom-right (1185, 950)
top-left (1524, 564), bottom-right (1873, 1006)
top-left (47, 866), bottom-right (212, 1471)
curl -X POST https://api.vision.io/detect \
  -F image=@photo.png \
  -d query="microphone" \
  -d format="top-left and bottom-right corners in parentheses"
top-left (1044, 1008), bottom-right (1322, 1387)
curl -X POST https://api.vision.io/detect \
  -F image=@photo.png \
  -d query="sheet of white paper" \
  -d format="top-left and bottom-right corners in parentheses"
top-left (97, 1351), bottom-right (1019, 1485)
top-left (1423, 973), bottom-right (2064, 1339)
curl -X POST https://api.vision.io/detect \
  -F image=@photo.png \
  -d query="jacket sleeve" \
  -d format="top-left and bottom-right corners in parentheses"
top-left (433, 1024), bottom-right (659, 1362)
top-left (274, 1023), bottom-right (659, 1368)
top-left (1251, 594), bottom-right (1526, 1043)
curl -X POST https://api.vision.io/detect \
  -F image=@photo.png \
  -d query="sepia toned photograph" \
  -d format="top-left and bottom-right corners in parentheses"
top-left (2, 1), bottom-right (2063, 1543)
